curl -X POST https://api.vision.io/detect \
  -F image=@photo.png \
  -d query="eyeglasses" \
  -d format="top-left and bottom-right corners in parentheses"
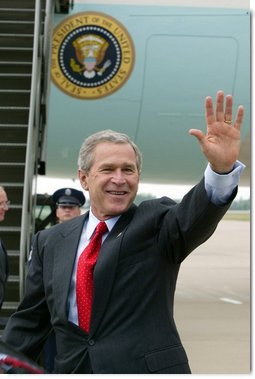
top-left (0, 201), bottom-right (10, 209)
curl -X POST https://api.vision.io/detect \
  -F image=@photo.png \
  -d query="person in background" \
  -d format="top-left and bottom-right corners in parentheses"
top-left (52, 187), bottom-right (86, 223)
top-left (0, 186), bottom-right (10, 309)
top-left (2, 91), bottom-right (245, 373)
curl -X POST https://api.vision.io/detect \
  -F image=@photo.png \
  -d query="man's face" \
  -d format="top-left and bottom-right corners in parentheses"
top-left (79, 142), bottom-right (140, 220)
top-left (0, 189), bottom-right (9, 222)
top-left (56, 205), bottom-right (81, 223)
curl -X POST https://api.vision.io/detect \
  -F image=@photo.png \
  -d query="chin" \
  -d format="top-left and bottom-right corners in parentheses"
top-left (111, 204), bottom-right (130, 215)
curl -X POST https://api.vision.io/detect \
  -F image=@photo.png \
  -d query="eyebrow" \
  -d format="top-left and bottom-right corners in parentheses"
top-left (99, 162), bottom-right (137, 171)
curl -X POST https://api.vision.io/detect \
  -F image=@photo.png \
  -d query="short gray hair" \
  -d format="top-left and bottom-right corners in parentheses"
top-left (78, 129), bottom-right (142, 174)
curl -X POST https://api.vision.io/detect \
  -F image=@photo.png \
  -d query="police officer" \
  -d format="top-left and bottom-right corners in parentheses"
top-left (52, 188), bottom-right (85, 223)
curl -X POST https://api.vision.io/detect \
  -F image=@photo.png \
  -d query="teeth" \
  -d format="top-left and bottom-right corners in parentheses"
top-left (109, 191), bottom-right (125, 195)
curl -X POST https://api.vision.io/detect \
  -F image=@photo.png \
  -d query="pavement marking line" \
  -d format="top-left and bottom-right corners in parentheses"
top-left (219, 297), bottom-right (242, 304)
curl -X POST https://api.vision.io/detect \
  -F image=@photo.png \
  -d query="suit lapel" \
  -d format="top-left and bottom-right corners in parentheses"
top-left (53, 214), bottom-right (87, 323)
top-left (90, 204), bottom-right (137, 335)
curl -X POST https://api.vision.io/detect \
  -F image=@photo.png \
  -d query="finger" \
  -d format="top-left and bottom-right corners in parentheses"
top-left (215, 90), bottom-right (225, 122)
top-left (205, 96), bottom-right (215, 125)
top-left (234, 105), bottom-right (244, 131)
top-left (189, 129), bottom-right (205, 142)
top-left (224, 94), bottom-right (233, 123)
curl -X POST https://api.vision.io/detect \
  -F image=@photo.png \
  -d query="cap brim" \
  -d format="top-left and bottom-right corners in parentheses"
top-left (57, 196), bottom-right (80, 206)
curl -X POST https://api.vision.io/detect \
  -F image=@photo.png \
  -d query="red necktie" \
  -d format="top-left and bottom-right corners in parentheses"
top-left (76, 221), bottom-right (108, 332)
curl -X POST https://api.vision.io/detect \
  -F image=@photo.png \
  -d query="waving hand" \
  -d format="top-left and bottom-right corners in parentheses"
top-left (189, 90), bottom-right (244, 174)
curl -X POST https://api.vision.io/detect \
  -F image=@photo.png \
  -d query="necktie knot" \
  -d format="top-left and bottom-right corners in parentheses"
top-left (94, 221), bottom-right (108, 238)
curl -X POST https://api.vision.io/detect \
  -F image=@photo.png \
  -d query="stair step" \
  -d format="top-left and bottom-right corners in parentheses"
top-left (0, 20), bottom-right (35, 34)
top-left (0, 61), bottom-right (32, 74)
top-left (0, 107), bottom-right (29, 123)
top-left (0, 163), bottom-right (25, 183)
top-left (0, 90), bottom-right (30, 107)
top-left (0, 124), bottom-right (27, 143)
top-left (0, 226), bottom-right (21, 232)
top-left (0, 183), bottom-right (24, 188)
top-left (0, 9), bottom-right (35, 22)
top-left (0, 74), bottom-right (31, 89)
top-left (0, 33), bottom-right (33, 47)
top-left (0, 143), bottom-right (26, 163)
top-left (0, 0), bottom-right (36, 8)
top-left (0, 47), bottom-right (33, 62)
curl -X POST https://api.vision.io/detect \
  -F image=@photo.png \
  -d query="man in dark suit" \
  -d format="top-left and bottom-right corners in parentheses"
top-left (2, 91), bottom-right (245, 373)
top-left (0, 186), bottom-right (10, 309)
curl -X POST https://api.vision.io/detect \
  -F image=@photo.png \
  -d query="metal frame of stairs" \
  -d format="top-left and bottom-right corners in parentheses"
top-left (0, 0), bottom-right (54, 331)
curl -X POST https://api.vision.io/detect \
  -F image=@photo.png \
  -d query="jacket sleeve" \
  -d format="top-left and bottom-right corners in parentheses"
top-left (158, 178), bottom-right (237, 264)
top-left (2, 231), bottom-right (51, 361)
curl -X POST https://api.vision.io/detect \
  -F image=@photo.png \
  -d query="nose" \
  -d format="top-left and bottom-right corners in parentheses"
top-left (111, 169), bottom-right (126, 184)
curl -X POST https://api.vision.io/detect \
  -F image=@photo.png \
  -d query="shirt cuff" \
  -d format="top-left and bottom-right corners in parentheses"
top-left (204, 161), bottom-right (246, 205)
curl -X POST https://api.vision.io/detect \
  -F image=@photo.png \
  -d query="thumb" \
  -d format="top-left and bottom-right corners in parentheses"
top-left (189, 129), bottom-right (205, 143)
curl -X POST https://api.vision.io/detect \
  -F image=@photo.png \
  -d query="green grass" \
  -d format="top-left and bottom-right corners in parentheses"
top-left (223, 211), bottom-right (250, 221)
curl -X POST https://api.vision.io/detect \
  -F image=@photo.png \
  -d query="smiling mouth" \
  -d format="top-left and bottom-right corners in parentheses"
top-left (107, 191), bottom-right (128, 195)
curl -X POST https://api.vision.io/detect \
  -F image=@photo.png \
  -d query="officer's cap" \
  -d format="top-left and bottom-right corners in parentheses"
top-left (52, 188), bottom-right (85, 207)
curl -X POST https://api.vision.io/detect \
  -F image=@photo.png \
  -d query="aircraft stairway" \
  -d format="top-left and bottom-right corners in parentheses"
top-left (0, 0), bottom-right (49, 334)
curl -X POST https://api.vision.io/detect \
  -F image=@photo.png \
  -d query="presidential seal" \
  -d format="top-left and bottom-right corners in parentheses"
top-left (51, 11), bottom-right (135, 99)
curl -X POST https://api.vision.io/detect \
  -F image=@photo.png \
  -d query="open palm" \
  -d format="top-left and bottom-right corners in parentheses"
top-left (189, 91), bottom-right (244, 174)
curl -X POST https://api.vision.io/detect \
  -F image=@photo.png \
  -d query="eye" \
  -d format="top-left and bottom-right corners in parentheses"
top-left (100, 167), bottom-right (112, 172)
top-left (123, 166), bottom-right (136, 174)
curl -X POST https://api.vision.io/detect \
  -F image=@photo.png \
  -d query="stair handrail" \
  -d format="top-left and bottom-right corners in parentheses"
top-left (19, 0), bottom-right (54, 299)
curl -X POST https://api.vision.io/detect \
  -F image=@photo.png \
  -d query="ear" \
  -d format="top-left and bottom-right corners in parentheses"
top-left (78, 169), bottom-right (89, 191)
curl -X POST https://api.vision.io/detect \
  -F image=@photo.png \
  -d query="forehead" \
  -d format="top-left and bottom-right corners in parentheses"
top-left (93, 142), bottom-right (136, 162)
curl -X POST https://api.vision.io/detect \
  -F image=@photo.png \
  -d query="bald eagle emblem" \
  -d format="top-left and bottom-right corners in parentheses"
top-left (71, 34), bottom-right (111, 79)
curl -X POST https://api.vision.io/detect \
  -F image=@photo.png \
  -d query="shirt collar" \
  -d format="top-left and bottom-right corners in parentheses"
top-left (86, 209), bottom-right (121, 240)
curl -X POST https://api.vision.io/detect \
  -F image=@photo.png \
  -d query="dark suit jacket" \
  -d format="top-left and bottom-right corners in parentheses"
top-left (2, 179), bottom-right (236, 373)
top-left (0, 239), bottom-right (9, 308)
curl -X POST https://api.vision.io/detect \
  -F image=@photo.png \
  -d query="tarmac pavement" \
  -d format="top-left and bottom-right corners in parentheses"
top-left (174, 219), bottom-right (250, 374)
